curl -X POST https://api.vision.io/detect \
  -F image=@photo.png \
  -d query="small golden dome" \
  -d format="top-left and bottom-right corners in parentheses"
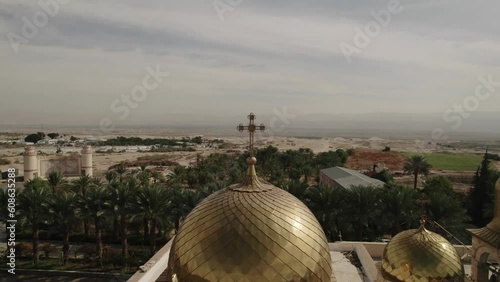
top-left (382, 224), bottom-right (464, 282)
top-left (165, 159), bottom-right (332, 281)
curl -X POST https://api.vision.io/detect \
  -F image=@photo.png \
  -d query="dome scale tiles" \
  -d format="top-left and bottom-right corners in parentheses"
top-left (382, 221), bottom-right (464, 282)
top-left (165, 113), bottom-right (332, 282)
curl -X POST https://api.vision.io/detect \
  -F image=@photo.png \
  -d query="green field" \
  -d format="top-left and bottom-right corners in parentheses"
top-left (404, 153), bottom-right (482, 171)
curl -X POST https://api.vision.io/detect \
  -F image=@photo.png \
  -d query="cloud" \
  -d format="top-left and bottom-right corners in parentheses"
top-left (0, 0), bottom-right (498, 131)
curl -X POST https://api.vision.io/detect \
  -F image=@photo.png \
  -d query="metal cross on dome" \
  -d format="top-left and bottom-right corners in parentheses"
top-left (237, 112), bottom-right (266, 157)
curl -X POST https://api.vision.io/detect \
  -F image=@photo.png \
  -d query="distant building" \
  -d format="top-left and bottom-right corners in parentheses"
top-left (23, 145), bottom-right (93, 181)
top-left (319, 166), bottom-right (385, 189)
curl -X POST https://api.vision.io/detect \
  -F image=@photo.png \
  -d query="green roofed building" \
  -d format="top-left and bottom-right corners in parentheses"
top-left (319, 167), bottom-right (385, 189)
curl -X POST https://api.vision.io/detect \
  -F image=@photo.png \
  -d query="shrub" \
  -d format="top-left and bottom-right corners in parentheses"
top-left (0, 158), bottom-right (11, 165)
top-left (382, 146), bottom-right (391, 152)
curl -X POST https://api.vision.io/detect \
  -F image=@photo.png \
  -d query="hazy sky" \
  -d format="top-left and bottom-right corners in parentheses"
top-left (1, 0), bottom-right (499, 128)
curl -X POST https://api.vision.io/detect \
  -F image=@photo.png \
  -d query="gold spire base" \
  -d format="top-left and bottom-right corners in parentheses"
top-left (229, 157), bottom-right (272, 192)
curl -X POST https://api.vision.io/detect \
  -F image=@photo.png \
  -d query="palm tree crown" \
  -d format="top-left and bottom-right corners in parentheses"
top-left (404, 155), bottom-right (431, 189)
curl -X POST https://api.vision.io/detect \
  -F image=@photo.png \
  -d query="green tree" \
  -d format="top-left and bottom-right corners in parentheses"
top-left (17, 178), bottom-right (51, 266)
top-left (468, 152), bottom-right (499, 227)
top-left (167, 165), bottom-right (187, 186)
top-left (404, 155), bottom-right (431, 189)
top-left (372, 169), bottom-right (394, 184)
top-left (281, 180), bottom-right (309, 202)
top-left (301, 165), bottom-right (315, 183)
top-left (72, 175), bottom-right (92, 235)
top-left (48, 192), bottom-right (78, 265)
top-left (150, 170), bottom-right (164, 184)
top-left (104, 170), bottom-right (117, 184)
top-left (137, 166), bottom-right (151, 185)
top-left (109, 181), bottom-right (137, 267)
top-left (379, 185), bottom-right (419, 236)
top-left (91, 177), bottom-right (104, 187)
top-left (72, 175), bottom-right (92, 196)
top-left (335, 149), bottom-right (349, 164)
top-left (25, 133), bottom-right (43, 144)
top-left (314, 150), bottom-right (345, 169)
top-left (167, 187), bottom-right (192, 231)
top-left (133, 185), bottom-right (170, 255)
top-left (115, 165), bottom-right (128, 183)
top-left (342, 186), bottom-right (381, 240)
top-left (422, 176), bottom-right (455, 197)
top-left (191, 136), bottom-right (203, 144)
top-left (306, 185), bottom-right (346, 241)
top-left (427, 191), bottom-right (469, 239)
top-left (47, 171), bottom-right (68, 193)
top-left (47, 133), bottom-right (59, 139)
top-left (77, 186), bottom-right (110, 268)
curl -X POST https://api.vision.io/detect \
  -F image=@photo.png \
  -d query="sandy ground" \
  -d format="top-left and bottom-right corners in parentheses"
top-left (0, 134), bottom-right (498, 181)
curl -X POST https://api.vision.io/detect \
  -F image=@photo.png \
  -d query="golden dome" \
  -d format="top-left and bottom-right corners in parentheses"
top-left (382, 223), bottom-right (464, 282)
top-left (165, 157), bottom-right (332, 282)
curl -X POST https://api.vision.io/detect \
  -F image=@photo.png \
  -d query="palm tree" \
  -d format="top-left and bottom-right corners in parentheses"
top-left (91, 177), bottom-right (104, 187)
top-left (342, 185), bottom-right (381, 241)
top-left (404, 155), bottom-right (432, 189)
top-left (301, 165), bottom-right (315, 183)
top-left (137, 166), bottom-right (151, 185)
top-left (48, 192), bottom-right (78, 265)
top-left (104, 170), bottom-right (117, 184)
top-left (77, 186), bottom-right (110, 268)
top-left (72, 174), bottom-right (92, 196)
top-left (115, 164), bottom-right (128, 182)
top-left (47, 171), bottom-right (68, 193)
top-left (17, 178), bottom-right (51, 266)
top-left (379, 185), bottom-right (419, 236)
top-left (168, 165), bottom-right (187, 186)
top-left (306, 185), bottom-right (346, 241)
top-left (167, 187), bottom-right (192, 231)
top-left (150, 170), bottom-right (164, 184)
top-left (281, 180), bottom-right (309, 202)
top-left (72, 175), bottom-right (92, 235)
top-left (426, 191), bottom-right (469, 238)
top-left (109, 181), bottom-right (137, 267)
top-left (186, 168), bottom-right (198, 188)
top-left (133, 185), bottom-right (170, 255)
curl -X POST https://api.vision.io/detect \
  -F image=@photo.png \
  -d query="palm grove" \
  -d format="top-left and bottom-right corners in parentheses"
top-left (1, 146), bottom-right (499, 272)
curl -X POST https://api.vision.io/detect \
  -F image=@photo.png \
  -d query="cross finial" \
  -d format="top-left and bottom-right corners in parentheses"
top-left (416, 193), bottom-right (430, 225)
top-left (237, 112), bottom-right (266, 157)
